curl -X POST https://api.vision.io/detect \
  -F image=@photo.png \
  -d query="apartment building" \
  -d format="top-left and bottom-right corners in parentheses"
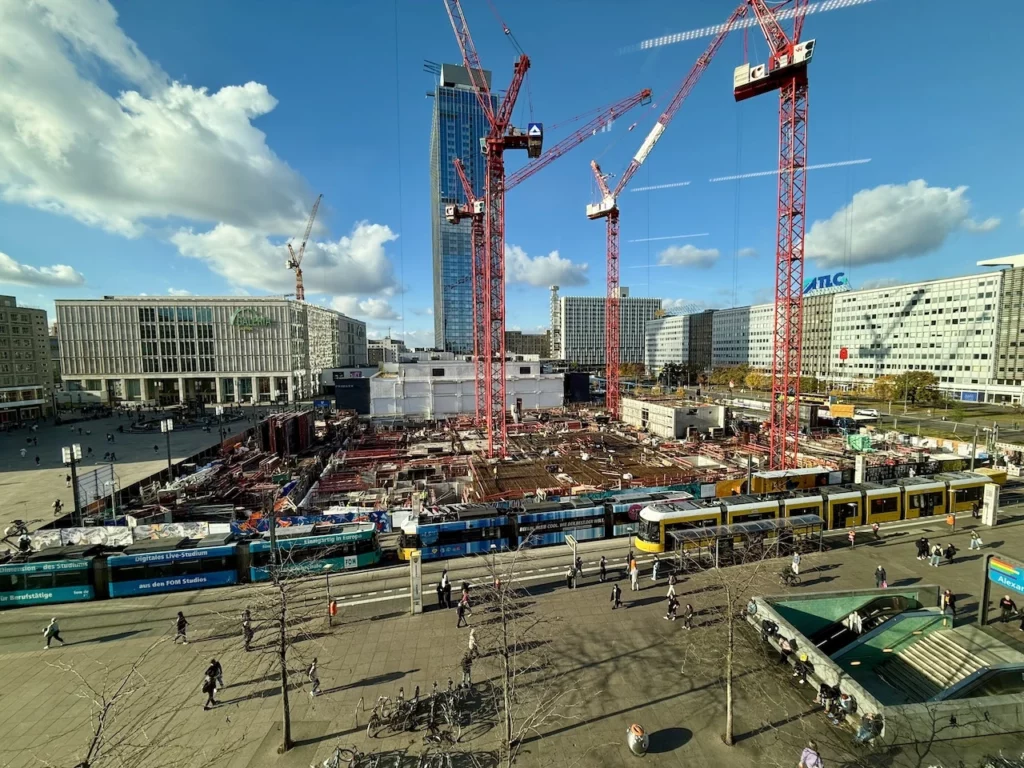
top-left (554, 288), bottom-right (662, 367)
top-left (0, 295), bottom-right (52, 422)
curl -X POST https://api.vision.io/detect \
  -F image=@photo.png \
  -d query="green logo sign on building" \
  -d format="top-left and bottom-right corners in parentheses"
top-left (230, 308), bottom-right (274, 331)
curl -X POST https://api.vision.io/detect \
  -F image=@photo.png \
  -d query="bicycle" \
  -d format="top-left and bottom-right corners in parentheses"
top-left (366, 696), bottom-right (394, 738)
top-left (317, 746), bottom-right (374, 768)
top-left (779, 569), bottom-right (801, 587)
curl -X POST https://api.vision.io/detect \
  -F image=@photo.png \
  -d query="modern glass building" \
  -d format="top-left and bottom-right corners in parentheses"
top-left (430, 64), bottom-right (496, 354)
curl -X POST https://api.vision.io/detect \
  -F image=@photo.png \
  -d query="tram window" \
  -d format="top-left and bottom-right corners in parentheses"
top-left (53, 570), bottom-right (88, 588)
top-left (111, 564), bottom-right (145, 582)
top-left (0, 573), bottom-right (24, 592)
top-left (638, 520), bottom-right (660, 542)
top-left (957, 486), bottom-right (983, 503)
top-left (25, 572), bottom-right (54, 590)
top-left (870, 497), bottom-right (897, 515)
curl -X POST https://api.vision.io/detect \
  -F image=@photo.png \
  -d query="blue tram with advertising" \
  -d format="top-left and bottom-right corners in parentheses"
top-left (248, 522), bottom-right (381, 582)
top-left (0, 551), bottom-right (98, 607)
top-left (106, 537), bottom-right (239, 597)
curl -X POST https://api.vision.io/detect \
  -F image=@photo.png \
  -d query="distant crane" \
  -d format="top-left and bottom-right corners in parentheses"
top-left (733, 0), bottom-right (815, 469)
top-left (286, 194), bottom-right (322, 302)
top-left (587, 3), bottom-right (750, 419)
top-left (447, 88), bottom-right (653, 426)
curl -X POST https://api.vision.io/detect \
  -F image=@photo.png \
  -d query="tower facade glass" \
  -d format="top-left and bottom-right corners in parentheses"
top-left (430, 64), bottom-right (496, 353)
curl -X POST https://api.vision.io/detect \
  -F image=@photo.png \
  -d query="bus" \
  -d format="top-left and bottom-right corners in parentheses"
top-left (249, 522), bottom-right (381, 581)
top-left (107, 539), bottom-right (239, 597)
top-left (0, 557), bottom-right (96, 607)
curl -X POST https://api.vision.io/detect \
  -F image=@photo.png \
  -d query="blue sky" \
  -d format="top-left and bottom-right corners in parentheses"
top-left (0, 0), bottom-right (1021, 348)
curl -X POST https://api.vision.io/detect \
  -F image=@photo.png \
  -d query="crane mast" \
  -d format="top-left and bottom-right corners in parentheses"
top-left (586, 3), bottom-right (749, 419)
top-left (286, 193), bottom-right (322, 302)
top-left (734, 0), bottom-right (814, 470)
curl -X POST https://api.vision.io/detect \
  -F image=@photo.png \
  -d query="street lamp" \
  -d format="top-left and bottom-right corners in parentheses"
top-left (61, 443), bottom-right (83, 526)
top-left (104, 477), bottom-right (121, 521)
top-left (160, 418), bottom-right (174, 481)
top-left (323, 563), bottom-right (334, 626)
top-left (215, 405), bottom-right (227, 443)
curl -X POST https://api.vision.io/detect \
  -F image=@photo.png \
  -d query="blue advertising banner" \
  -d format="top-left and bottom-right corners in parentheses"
top-left (108, 569), bottom-right (237, 597)
top-left (989, 557), bottom-right (1024, 596)
top-left (0, 585), bottom-right (94, 607)
top-left (107, 545), bottom-right (237, 567)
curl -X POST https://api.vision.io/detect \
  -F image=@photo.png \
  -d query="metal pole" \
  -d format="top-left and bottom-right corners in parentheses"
top-left (69, 457), bottom-right (81, 527)
top-left (746, 454), bottom-right (752, 493)
top-left (326, 571), bottom-right (332, 627)
top-left (970, 425), bottom-right (979, 471)
top-left (165, 429), bottom-right (173, 481)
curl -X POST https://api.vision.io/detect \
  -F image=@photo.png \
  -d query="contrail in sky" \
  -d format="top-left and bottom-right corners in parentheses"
top-left (631, 181), bottom-right (692, 193)
top-left (627, 233), bottom-right (710, 243)
top-left (709, 158), bottom-right (872, 182)
top-left (619, 0), bottom-right (877, 54)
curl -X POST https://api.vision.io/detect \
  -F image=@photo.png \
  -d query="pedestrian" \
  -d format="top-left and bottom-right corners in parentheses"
top-left (872, 522), bottom-right (881, 540)
top-left (599, 555), bottom-right (607, 583)
top-left (42, 617), bottom-right (65, 649)
top-left (308, 658), bottom-right (321, 696)
top-left (153, 445), bottom-right (159, 453)
top-left (929, 543), bottom-right (942, 567)
top-left (461, 581), bottom-right (470, 606)
top-left (664, 595), bottom-right (679, 621)
top-left (52, 499), bottom-right (63, 517)
top-left (110, 452), bottom-right (116, 462)
top-left (436, 581), bottom-right (444, 609)
top-left (34, 455), bottom-right (40, 466)
top-left (969, 530), bottom-right (983, 550)
top-left (875, 565), bottom-right (887, 589)
top-left (242, 609), bottom-right (254, 651)
top-left (32, 436), bottom-right (38, 447)
top-left (201, 674), bottom-right (217, 710)
top-left (456, 599), bottom-right (470, 628)
top-left (565, 565), bottom-right (575, 590)
top-left (65, 474), bottom-right (72, 488)
top-left (793, 653), bottom-right (812, 685)
top-left (20, 447), bottom-right (27, 458)
top-left (173, 611), bottom-right (189, 644)
top-left (916, 537), bottom-right (929, 561)
top-left (103, 452), bottom-right (110, 462)
top-left (971, 500), bottom-right (981, 520)
top-left (944, 542), bottom-right (957, 565)
top-left (87, 447), bottom-right (93, 457)
top-left (667, 572), bottom-right (677, 598)
top-left (460, 652), bottom-right (473, 688)
top-left (779, 636), bottom-right (795, 665)
top-left (791, 552), bottom-right (801, 577)
top-left (575, 555), bottom-right (583, 581)
top-left (847, 529), bottom-right (856, 549)
top-left (681, 603), bottom-right (694, 630)
top-left (629, 559), bottom-right (639, 591)
top-left (444, 580), bottom-right (453, 609)
top-left (206, 658), bottom-right (224, 690)
top-left (468, 628), bottom-right (479, 658)
top-left (941, 590), bottom-right (957, 618)
top-left (651, 555), bottom-right (660, 581)
top-left (610, 582), bottom-right (622, 609)
top-left (999, 595), bottom-right (1018, 623)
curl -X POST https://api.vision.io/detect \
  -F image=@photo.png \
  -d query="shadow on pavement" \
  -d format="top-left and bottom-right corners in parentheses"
top-left (888, 578), bottom-right (921, 587)
top-left (79, 629), bottom-right (145, 645)
top-left (646, 727), bottom-right (692, 753)
top-left (800, 576), bottom-right (838, 588)
top-left (733, 707), bottom-right (818, 743)
top-left (320, 668), bottom-right (419, 696)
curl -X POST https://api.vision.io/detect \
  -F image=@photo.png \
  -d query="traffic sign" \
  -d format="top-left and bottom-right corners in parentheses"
top-left (564, 533), bottom-right (577, 549)
top-left (527, 122), bottom-right (543, 137)
top-left (313, 399), bottom-right (331, 409)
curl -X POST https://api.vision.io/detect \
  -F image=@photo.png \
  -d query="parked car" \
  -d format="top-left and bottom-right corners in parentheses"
top-left (856, 408), bottom-right (881, 418)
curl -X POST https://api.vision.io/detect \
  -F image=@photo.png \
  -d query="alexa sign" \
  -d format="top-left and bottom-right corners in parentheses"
top-left (803, 272), bottom-right (848, 294)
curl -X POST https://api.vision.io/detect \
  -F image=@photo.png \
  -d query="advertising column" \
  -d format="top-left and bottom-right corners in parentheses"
top-left (409, 550), bottom-right (423, 615)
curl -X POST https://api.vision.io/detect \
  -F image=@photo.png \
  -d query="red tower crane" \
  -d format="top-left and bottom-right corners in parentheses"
top-left (286, 193), bottom-right (322, 302)
top-left (447, 88), bottom-right (653, 426)
top-left (734, 0), bottom-right (814, 469)
top-left (443, 0), bottom-right (538, 458)
top-left (587, 4), bottom-right (750, 419)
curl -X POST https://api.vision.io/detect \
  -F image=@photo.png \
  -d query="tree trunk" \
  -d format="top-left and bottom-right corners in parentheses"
top-left (724, 587), bottom-right (735, 746)
top-left (269, 506), bottom-right (292, 753)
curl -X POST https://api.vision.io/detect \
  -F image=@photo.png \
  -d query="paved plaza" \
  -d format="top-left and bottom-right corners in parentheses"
top-left (0, 411), bottom-right (250, 533)
top-left (1, 506), bottom-right (1023, 768)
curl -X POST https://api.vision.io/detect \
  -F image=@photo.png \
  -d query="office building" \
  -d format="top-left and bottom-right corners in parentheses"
top-left (801, 292), bottom-right (836, 380)
top-left (687, 310), bottom-right (715, 372)
top-left (505, 330), bottom-right (550, 358)
top-left (0, 295), bottom-right (53, 422)
top-left (55, 296), bottom-right (365, 405)
top-left (711, 306), bottom-right (752, 368)
top-left (644, 315), bottom-right (689, 376)
top-left (553, 288), bottom-right (662, 368)
top-left (430, 64), bottom-right (496, 354)
top-left (367, 336), bottom-right (409, 366)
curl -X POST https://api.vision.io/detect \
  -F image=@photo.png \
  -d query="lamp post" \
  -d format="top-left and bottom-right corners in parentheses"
top-left (324, 564), bottom-right (333, 626)
top-left (61, 443), bottom-right (83, 526)
top-left (215, 405), bottom-right (227, 444)
top-left (160, 418), bottom-right (174, 481)
top-left (104, 476), bottom-right (120, 522)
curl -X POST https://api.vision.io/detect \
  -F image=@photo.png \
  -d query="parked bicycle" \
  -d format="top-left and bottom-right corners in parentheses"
top-left (779, 569), bottom-right (801, 587)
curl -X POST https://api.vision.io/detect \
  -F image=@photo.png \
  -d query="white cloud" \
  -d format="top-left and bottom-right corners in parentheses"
top-left (805, 180), bottom-right (999, 268)
top-left (0, 0), bottom-right (310, 237)
top-left (963, 216), bottom-right (1001, 233)
top-left (1018, 208), bottom-right (1024, 226)
top-left (367, 327), bottom-right (435, 349)
top-left (858, 277), bottom-right (901, 290)
top-left (331, 296), bottom-right (400, 321)
top-left (506, 245), bottom-right (588, 287)
top-left (662, 298), bottom-right (711, 314)
top-left (657, 244), bottom-right (720, 268)
top-left (171, 221), bottom-right (399, 296)
top-left (167, 287), bottom-right (192, 296)
top-left (0, 252), bottom-right (84, 287)
top-left (738, 247), bottom-right (757, 258)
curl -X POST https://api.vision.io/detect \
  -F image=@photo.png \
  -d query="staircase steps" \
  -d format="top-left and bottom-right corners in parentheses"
top-left (897, 631), bottom-right (987, 689)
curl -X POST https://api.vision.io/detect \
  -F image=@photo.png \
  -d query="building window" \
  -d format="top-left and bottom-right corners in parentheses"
top-left (519, 366), bottom-right (531, 374)
top-left (431, 368), bottom-right (445, 377)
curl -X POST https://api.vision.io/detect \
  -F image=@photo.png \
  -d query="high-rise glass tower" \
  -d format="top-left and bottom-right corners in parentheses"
top-left (430, 64), bottom-right (496, 353)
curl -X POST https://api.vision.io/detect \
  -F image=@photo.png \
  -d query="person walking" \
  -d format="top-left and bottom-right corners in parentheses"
top-left (34, 455), bottom-right (40, 466)
top-left (20, 448), bottom-right (26, 459)
top-left (456, 599), bottom-right (471, 628)
top-left (875, 565), bottom-right (887, 589)
top-left (52, 499), bottom-right (63, 517)
top-left (206, 658), bottom-right (224, 690)
top-left (798, 741), bottom-right (823, 768)
top-left (681, 603), bottom-right (694, 630)
top-left (599, 555), bottom-right (607, 583)
top-left (971, 500), bottom-right (981, 520)
top-left (173, 611), bottom-right (189, 644)
top-left (999, 595), bottom-right (1018, 623)
top-left (42, 617), bottom-right (65, 649)
top-left (791, 552), bottom-right (801, 577)
top-left (242, 609), bottom-right (254, 651)
top-left (651, 555), bottom-right (661, 582)
top-left (468, 628), bottom-right (479, 658)
top-left (944, 542), bottom-right (958, 566)
top-left (847, 529), bottom-right (856, 549)
top-left (65, 474), bottom-right (72, 488)
top-left (575, 555), bottom-right (584, 582)
top-left (308, 658), bottom-right (321, 696)
top-left (667, 572), bottom-right (677, 599)
top-left (968, 530), bottom-right (983, 550)
top-left (871, 522), bottom-right (881, 540)
top-left (565, 565), bottom-right (575, 590)
top-left (929, 543), bottom-right (943, 567)
top-left (610, 582), bottom-right (622, 610)
top-left (201, 674), bottom-right (218, 710)
top-left (443, 580), bottom-right (453, 610)
top-left (436, 581), bottom-right (444, 609)
top-left (460, 652), bottom-right (473, 688)
top-left (629, 559), bottom-right (639, 592)
top-left (664, 595), bottom-right (679, 621)
top-left (941, 590), bottom-right (957, 618)
top-left (916, 537), bottom-right (930, 561)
